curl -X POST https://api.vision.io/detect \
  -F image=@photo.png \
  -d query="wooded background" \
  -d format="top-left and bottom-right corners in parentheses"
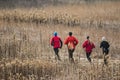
top-left (0, 0), bottom-right (119, 8)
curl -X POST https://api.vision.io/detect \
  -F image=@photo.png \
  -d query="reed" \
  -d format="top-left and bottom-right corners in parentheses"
top-left (0, 2), bottom-right (120, 80)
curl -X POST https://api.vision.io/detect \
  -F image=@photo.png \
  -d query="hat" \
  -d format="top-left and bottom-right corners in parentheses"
top-left (54, 32), bottom-right (57, 36)
top-left (102, 36), bottom-right (106, 41)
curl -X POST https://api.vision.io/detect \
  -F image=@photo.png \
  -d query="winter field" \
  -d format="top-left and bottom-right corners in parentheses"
top-left (0, 1), bottom-right (120, 80)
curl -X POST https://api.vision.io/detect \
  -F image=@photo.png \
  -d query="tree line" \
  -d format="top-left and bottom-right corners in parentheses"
top-left (0, 0), bottom-right (119, 8)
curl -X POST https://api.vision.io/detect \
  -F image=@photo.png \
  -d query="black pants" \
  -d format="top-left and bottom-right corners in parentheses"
top-left (68, 49), bottom-right (75, 62)
top-left (102, 49), bottom-right (109, 65)
top-left (102, 48), bottom-right (109, 55)
top-left (86, 52), bottom-right (91, 62)
top-left (54, 48), bottom-right (60, 60)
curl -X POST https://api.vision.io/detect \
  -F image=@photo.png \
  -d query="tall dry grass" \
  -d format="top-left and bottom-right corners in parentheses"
top-left (0, 2), bottom-right (120, 80)
top-left (0, 2), bottom-right (120, 27)
top-left (0, 21), bottom-right (119, 80)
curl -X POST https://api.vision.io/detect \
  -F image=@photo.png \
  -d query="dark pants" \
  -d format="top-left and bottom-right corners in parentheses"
top-left (102, 49), bottom-right (109, 65)
top-left (86, 52), bottom-right (91, 62)
top-left (68, 49), bottom-right (75, 63)
top-left (102, 48), bottom-right (109, 55)
top-left (54, 48), bottom-right (61, 60)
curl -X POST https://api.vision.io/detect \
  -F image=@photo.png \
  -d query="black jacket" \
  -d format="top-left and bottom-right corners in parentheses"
top-left (100, 41), bottom-right (110, 50)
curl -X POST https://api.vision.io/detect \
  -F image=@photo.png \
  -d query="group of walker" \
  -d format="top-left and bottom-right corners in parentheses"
top-left (50, 32), bottom-right (110, 65)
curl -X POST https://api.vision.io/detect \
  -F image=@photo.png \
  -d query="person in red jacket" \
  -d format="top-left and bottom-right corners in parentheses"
top-left (82, 36), bottom-right (95, 63)
top-left (50, 32), bottom-right (63, 61)
top-left (64, 32), bottom-right (78, 63)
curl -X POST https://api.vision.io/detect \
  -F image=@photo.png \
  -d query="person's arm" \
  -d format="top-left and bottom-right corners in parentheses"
top-left (64, 37), bottom-right (68, 45)
top-left (74, 37), bottom-right (78, 46)
top-left (107, 42), bottom-right (110, 48)
top-left (100, 42), bottom-right (102, 48)
top-left (50, 38), bottom-right (54, 46)
top-left (59, 38), bottom-right (63, 48)
top-left (92, 43), bottom-right (95, 48)
top-left (82, 41), bottom-right (87, 52)
top-left (82, 41), bottom-right (86, 48)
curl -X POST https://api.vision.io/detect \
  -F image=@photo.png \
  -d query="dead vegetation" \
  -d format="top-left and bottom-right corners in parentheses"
top-left (0, 2), bottom-right (120, 80)
top-left (0, 2), bottom-right (120, 27)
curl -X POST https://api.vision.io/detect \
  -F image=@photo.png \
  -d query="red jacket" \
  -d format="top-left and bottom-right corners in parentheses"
top-left (64, 36), bottom-right (78, 49)
top-left (50, 36), bottom-right (62, 48)
top-left (82, 40), bottom-right (95, 53)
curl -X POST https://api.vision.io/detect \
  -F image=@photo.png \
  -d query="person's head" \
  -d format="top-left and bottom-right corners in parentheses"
top-left (54, 32), bottom-right (57, 36)
top-left (102, 36), bottom-right (106, 41)
top-left (87, 36), bottom-right (89, 40)
top-left (69, 32), bottom-right (72, 36)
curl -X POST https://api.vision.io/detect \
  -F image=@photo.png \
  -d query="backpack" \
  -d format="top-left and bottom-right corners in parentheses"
top-left (68, 42), bottom-right (74, 50)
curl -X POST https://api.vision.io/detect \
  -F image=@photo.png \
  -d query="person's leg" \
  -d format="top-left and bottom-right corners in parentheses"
top-left (68, 49), bottom-right (74, 63)
top-left (71, 49), bottom-right (75, 63)
top-left (68, 49), bottom-right (72, 61)
top-left (102, 49), bottom-right (107, 64)
top-left (104, 49), bottom-right (109, 65)
top-left (53, 48), bottom-right (57, 60)
top-left (103, 51), bottom-right (106, 64)
top-left (54, 48), bottom-right (61, 60)
top-left (86, 52), bottom-right (91, 62)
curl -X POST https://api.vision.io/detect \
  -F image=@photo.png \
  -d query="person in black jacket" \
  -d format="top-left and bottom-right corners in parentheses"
top-left (100, 37), bottom-right (110, 65)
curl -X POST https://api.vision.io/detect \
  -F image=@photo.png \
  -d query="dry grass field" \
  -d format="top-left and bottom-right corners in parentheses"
top-left (0, 1), bottom-right (120, 80)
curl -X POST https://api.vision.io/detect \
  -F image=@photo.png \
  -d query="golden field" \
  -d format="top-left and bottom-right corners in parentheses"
top-left (0, 1), bottom-right (120, 80)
